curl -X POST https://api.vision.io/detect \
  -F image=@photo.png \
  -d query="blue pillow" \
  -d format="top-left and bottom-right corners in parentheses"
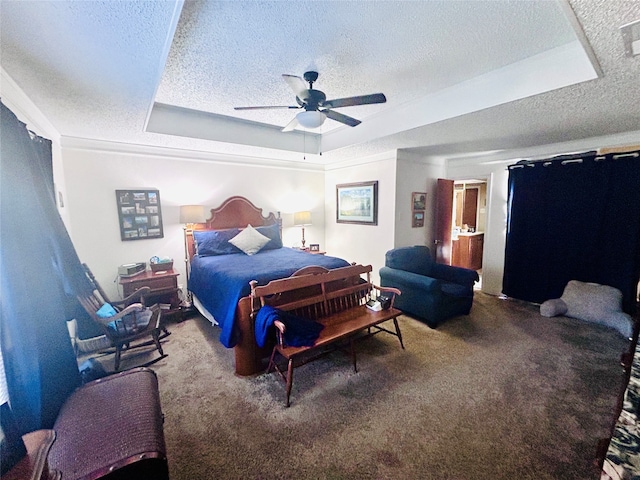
top-left (255, 223), bottom-right (282, 251)
top-left (96, 303), bottom-right (117, 318)
top-left (193, 229), bottom-right (241, 256)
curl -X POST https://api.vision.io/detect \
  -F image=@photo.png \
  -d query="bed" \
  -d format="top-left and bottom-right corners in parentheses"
top-left (186, 196), bottom-right (350, 375)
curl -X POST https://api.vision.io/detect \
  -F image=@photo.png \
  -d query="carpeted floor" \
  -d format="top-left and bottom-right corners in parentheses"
top-left (96, 292), bottom-right (629, 479)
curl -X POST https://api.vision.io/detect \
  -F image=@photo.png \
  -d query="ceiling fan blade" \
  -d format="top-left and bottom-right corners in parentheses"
top-left (323, 93), bottom-right (386, 109)
top-left (282, 74), bottom-right (308, 98)
top-left (324, 109), bottom-right (361, 127)
top-left (234, 105), bottom-right (300, 110)
top-left (281, 115), bottom-right (299, 132)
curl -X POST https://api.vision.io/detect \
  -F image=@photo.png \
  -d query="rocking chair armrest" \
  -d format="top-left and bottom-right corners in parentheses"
top-left (94, 303), bottom-right (145, 326)
top-left (114, 286), bottom-right (152, 307)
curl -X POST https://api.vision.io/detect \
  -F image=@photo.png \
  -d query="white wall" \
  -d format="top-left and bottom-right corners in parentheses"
top-left (395, 151), bottom-right (446, 250)
top-left (61, 145), bottom-right (325, 299)
top-left (324, 152), bottom-right (397, 284)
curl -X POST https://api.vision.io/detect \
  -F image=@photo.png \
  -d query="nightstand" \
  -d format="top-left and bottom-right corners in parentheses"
top-left (119, 269), bottom-right (182, 322)
top-left (296, 247), bottom-right (326, 255)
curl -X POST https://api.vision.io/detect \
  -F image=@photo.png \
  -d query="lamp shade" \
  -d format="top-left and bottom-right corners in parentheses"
top-left (294, 211), bottom-right (312, 226)
top-left (180, 205), bottom-right (205, 224)
top-left (296, 110), bottom-right (326, 129)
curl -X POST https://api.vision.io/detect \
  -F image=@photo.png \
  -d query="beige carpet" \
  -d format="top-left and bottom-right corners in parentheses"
top-left (97, 293), bottom-right (629, 479)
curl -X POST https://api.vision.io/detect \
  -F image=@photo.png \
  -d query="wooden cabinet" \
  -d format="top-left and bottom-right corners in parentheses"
top-left (468, 234), bottom-right (484, 271)
top-left (119, 269), bottom-right (182, 321)
top-left (451, 233), bottom-right (484, 271)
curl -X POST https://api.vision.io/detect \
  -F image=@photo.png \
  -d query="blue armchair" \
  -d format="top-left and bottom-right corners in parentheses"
top-left (379, 246), bottom-right (479, 328)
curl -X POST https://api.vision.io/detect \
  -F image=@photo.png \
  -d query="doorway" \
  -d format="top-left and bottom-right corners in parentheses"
top-left (435, 178), bottom-right (487, 288)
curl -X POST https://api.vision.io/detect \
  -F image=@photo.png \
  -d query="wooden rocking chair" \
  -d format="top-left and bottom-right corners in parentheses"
top-left (81, 263), bottom-right (171, 337)
top-left (77, 264), bottom-right (168, 370)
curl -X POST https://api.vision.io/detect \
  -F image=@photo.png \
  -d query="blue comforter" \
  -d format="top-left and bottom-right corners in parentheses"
top-left (189, 248), bottom-right (350, 348)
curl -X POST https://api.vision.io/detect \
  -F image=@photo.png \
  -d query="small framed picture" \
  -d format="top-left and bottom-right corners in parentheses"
top-left (412, 211), bottom-right (425, 228)
top-left (309, 244), bottom-right (320, 252)
top-left (412, 192), bottom-right (426, 211)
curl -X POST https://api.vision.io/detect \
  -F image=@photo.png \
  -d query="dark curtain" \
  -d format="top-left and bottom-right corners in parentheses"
top-left (30, 131), bottom-right (55, 204)
top-left (503, 151), bottom-right (640, 314)
top-left (0, 101), bottom-right (94, 433)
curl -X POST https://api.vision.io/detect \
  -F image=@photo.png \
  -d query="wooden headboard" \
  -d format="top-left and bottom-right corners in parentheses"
top-left (186, 196), bottom-right (281, 260)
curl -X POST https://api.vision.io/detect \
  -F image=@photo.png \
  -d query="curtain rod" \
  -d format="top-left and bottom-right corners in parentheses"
top-left (508, 149), bottom-right (638, 170)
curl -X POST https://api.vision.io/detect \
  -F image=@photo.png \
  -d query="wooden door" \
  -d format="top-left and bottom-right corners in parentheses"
top-left (435, 179), bottom-right (454, 264)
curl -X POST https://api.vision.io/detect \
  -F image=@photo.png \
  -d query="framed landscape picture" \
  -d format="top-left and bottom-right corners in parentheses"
top-left (412, 192), bottom-right (426, 211)
top-left (116, 189), bottom-right (164, 241)
top-left (412, 211), bottom-right (425, 228)
top-left (336, 181), bottom-right (378, 225)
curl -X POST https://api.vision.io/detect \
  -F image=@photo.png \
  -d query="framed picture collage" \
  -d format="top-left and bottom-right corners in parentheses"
top-left (115, 189), bottom-right (164, 241)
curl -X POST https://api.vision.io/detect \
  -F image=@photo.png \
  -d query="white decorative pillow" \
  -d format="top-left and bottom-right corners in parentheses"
top-left (228, 224), bottom-right (270, 255)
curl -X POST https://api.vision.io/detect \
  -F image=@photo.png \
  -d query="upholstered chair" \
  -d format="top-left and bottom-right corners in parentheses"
top-left (379, 245), bottom-right (479, 328)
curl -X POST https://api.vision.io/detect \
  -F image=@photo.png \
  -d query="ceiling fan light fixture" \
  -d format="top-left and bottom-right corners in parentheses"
top-left (620, 19), bottom-right (640, 57)
top-left (296, 110), bottom-right (326, 129)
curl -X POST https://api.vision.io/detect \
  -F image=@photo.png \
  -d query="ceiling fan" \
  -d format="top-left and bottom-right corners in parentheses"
top-left (234, 71), bottom-right (386, 132)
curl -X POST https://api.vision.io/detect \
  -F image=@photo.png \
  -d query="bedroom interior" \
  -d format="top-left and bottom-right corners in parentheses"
top-left (1, 0), bottom-right (640, 479)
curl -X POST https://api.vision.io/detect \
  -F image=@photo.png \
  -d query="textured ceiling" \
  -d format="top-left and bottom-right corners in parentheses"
top-left (1, 0), bottom-right (639, 166)
top-left (156, 0), bottom-right (574, 128)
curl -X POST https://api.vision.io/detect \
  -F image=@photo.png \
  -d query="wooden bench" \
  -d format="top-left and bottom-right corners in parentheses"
top-left (250, 264), bottom-right (404, 406)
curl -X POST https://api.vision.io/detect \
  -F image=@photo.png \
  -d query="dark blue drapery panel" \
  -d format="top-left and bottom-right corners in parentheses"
top-left (503, 152), bottom-right (640, 314)
top-left (0, 101), bottom-right (93, 433)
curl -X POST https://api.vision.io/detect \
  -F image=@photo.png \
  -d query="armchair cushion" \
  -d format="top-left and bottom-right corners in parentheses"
top-left (380, 267), bottom-right (441, 293)
top-left (384, 245), bottom-right (434, 276)
top-left (430, 262), bottom-right (479, 287)
top-left (440, 282), bottom-right (472, 298)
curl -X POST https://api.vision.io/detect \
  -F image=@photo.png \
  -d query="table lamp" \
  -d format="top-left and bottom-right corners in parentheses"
top-left (180, 205), bottom-right (206, 304)
top-left (293, 211), bottom-right (312, 249)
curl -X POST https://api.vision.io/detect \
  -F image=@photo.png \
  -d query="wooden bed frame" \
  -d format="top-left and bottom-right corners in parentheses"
top-left (186, 196), bottom-right (283, 376)
top-left (186, 196), bottom-right (281, 261)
